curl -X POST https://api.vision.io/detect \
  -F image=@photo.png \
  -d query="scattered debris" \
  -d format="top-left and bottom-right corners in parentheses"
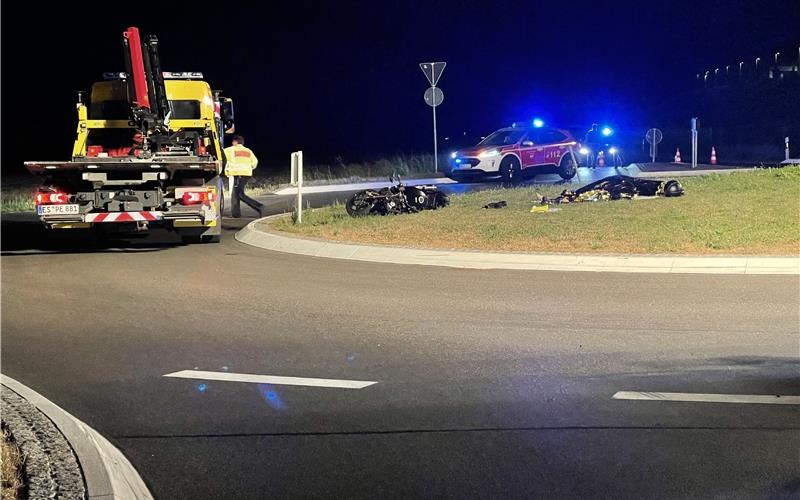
top-left (483, 201), bottom-right (507, 209)
top-left (530, 205), bottom-right (560, 213)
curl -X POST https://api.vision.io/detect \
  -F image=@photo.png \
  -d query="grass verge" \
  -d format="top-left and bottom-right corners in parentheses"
top-left (1, 426), bottom-right (24, 500)
top-left (272, 167), bottom-right (800, 255)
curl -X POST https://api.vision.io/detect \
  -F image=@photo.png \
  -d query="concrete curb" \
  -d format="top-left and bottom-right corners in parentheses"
top-left (236, 215), bottom-right (800, 275)
top-left (1, 374), bottom-right (153, 500)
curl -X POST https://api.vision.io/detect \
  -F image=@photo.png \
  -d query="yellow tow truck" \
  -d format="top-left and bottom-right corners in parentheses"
top-left (25, 27), bottom-right (234, 243)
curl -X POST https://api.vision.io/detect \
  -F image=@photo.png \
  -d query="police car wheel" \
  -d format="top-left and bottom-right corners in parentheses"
top-left (499, 156), bottom-right (521, 186)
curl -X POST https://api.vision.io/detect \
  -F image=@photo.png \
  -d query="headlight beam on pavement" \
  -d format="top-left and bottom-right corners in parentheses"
top-left (163, 370), bottom-right (378, 389)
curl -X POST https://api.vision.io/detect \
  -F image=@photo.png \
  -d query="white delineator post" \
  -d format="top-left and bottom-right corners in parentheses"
top-left (291, 151), bottom-right (303, 224)
top-left (786, 137), bottom-right (790, 161)
top-left (691, 117), bottom-right (698, 168)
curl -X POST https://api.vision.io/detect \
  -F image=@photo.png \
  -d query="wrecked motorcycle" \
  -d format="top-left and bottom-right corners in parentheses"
top-left (345, 177), bottom-right (450, 216)
top-left (541, 175), bottom-right (684, 205)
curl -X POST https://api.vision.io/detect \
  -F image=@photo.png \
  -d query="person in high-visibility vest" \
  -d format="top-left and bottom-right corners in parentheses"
top-left (224, 135), bottom-right (264, 218)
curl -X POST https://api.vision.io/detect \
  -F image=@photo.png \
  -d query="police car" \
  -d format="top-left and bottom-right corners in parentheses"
top-left (448, 123), bottom-right (579, 183)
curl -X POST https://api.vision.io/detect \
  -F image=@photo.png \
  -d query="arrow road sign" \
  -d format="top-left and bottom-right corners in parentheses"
top-left (420, 62), bottom-right (446, 86)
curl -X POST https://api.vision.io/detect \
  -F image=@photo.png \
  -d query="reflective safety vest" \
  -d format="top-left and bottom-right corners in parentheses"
top-left (224, 144), bottom-right (259, 176)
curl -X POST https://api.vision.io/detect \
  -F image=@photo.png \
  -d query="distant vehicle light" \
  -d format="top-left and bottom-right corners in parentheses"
top-left (455, 159), bottom-right (462, 164)
top-left (450, 152), bottom-right (457, 159)
top-left (532, 118), bottom-right (544, 128)
top-left (602, 127), bottom-right (613, 136)
top-left (478, 149), bottom-right (500, 158)
top-left (579, 147), bottom-right (590, 155)
top-left (608, 147), bottom-right (618, 154)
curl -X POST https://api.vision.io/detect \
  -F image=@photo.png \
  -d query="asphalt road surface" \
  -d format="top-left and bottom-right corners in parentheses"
top-left (2, 175), bottom-right (798, 499)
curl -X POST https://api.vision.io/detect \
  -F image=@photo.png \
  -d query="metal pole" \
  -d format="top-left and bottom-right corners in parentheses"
top-left (432, 85), bottom-right (438, 173)
top-left (786, 137), bottom-right (791, 161)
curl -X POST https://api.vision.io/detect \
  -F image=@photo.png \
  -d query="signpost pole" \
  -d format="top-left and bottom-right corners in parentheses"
top-left (432, 85), bottom-right (438, 172)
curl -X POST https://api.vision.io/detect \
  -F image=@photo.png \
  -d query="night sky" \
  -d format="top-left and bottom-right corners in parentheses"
top-left (2, 0), bottom-right (798, 172)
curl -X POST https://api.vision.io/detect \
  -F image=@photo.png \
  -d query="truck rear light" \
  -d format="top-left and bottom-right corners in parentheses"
top-left (36, 191), bottom-right (70, 205)
top-left (180, 190), bottom-right (216, 205)
top-left (87, 145), bottom-right (104, 157)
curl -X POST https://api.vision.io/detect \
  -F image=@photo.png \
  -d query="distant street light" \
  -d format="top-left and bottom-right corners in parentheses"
top-left (704, 70), bottom-right (710, 83)
top-left (755, 57), bottom-right (761, 74)
top-left (774, 52), bottom-right (780, 65)
top-left (739, 61), bottom-right (744, 77)
top-left (725, 65), bottom-right (730, 76)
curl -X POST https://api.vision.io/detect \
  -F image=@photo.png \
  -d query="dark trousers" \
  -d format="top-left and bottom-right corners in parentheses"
top-left (231, 176), bottom-right (263, 218)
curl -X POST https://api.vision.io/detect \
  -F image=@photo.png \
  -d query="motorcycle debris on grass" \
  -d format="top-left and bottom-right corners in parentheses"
top-left (346, 176), bottom-right (450, 217)
top-left (483, 201), bottom-right (507, 209)
top-left (538, 175), bottom-right (684, 206)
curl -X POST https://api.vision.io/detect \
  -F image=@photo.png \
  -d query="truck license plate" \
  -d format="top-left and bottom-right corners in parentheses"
top-left (37, 204), bottom-right (80, 216)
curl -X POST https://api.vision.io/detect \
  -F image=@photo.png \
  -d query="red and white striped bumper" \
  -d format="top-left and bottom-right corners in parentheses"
top-left (84, 211), bottom-right (163, 223)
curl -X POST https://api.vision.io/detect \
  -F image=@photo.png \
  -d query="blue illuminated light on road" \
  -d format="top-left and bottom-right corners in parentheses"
top-left (197, 383), bottom-right (207, 392)
top-left (258, 383), bottom-right (287, 410)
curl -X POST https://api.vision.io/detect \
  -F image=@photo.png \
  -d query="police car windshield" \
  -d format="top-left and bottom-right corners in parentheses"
top-left (478, 130), bottom-right (525, 147)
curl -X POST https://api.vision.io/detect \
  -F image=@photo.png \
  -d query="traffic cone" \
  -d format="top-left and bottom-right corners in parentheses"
top-left (674, 148), bottom-right (682, 163)
top-left (710, 146), bottom-right (717, 165)
top-left (597, 151), bottom-right (605, 167)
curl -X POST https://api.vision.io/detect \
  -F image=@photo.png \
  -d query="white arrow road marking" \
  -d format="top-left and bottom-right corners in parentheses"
top-left (164, 370), bottom-right (378, 389)
top-left (613, 391), bottom-right (800, 405)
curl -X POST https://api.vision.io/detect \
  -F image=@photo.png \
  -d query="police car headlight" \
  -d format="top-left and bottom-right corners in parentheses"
top-left (450, 152), bottom-right (457, 159)
top-left (478, 149), bottom-right (500, 158)
top-left (608, 147), bottom-right (618, 155)
top-left (579, 147), bottom-right (590, 155)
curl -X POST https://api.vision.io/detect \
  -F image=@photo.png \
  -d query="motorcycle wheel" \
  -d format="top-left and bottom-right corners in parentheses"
top-left (346, 191), bottom-right (377, 217)
top-left (433, 191), bottom-right (450, 208)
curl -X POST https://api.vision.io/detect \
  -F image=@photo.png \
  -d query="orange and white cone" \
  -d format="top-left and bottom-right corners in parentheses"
top-left (674, 148), bottom-right (682, 163)
top-left (710, 146), bottom-right (717, 165)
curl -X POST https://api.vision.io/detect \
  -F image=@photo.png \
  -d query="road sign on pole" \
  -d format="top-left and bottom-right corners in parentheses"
top-left (646, 128), bottom-right (663, 163)
top-left (419, 62), bottom-right (446, 86)
top-left (420, 62), bottom-right (446, 172)
top-left (424, 87), bottom-right (444, 107)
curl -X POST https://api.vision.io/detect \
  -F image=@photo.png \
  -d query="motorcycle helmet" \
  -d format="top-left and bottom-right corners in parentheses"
top-left (663, 180), bottom-right (684, 197)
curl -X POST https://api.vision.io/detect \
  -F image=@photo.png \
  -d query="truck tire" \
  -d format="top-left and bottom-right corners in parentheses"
top-left (558, 154), bottom-right (577, 180)
top-left (216, 177), bottom-right (225, 217)
top-left (499, 156), bottom-right (521, 186)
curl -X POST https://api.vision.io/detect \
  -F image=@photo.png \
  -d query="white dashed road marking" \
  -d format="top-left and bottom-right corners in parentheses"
top-left (164, 369), bottom-right (378, 389)
top-left (613, 391), bottom-right (800, 405)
